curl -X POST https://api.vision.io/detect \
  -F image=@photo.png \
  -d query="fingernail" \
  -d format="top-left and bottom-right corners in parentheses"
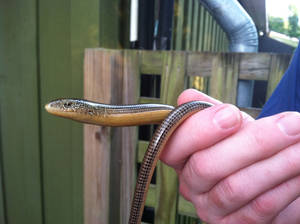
top-left (213, 105), bottom-right (240, 129)
top-left (277, 113), bottom-right (300, 136)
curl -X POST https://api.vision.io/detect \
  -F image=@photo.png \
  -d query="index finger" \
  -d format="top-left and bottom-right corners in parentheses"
top-left (178, 89), bottom-right (254, 124)
top-left (177, 89), bottom-right (222, 106)
top-left (160, 102), bottom-right (242, 171)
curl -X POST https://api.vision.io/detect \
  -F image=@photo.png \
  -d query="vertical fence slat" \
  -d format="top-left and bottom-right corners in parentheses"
top-left (203, 10), bottom-right (210, 51)
top-left (173, 0), bottom-right (185, 50)
top-left (120, 50), bottom-right (140, 223)
top-left (191, 0), bottom-right (199, 51)
top-left (207, 14), bottom-right (213, 51)
top-left (197, 5), bottom-right (205, 51)
top-left (184, 0), bottom-right (193, 50)
top-left (267, 54), bottom-right (292, 100)
top-left (212, 20), bottom-right (217, 52)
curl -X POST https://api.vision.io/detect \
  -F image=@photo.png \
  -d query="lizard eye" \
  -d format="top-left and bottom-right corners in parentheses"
top-left (64, 102), bottom-right (72, 108)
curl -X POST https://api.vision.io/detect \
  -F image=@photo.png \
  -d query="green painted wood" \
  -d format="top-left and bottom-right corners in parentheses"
top-left (216, 26), bottom-right (221, 51)
top-left (202, 10), bottom-right (210, 51)
top-left (0, 113), bottom-right (6, 224)
top-left (39, 0), bottom-right (102, 223)
top-left (191, 0), bottom-right (200, 51)
top-left (0, 168), bottom-right (5, 224)
top-left (178, 196), bottom-right (197, 217)
top-left (0, 1), bottom-right (43, 224)
top-left (139, 97), bottom-right (161, 104)
top-left (173, 0), bottom-right (185, 50)
top-left (39, 1), bottom-right (80, 223)
top-left (211, 21), bottom-right (217, 52)
top-left (207, 14), bottom-right (213, 51)
top-left (197, 5), bottom-right (205, 51)
top-left (0, 151), bottom-right (5, 224)
top-left (99, 0), bottom-right (130, 48)
top-left (138, 141), bottom-right (149, 163)
top-left (145, 185), bottom-right (156, 207)
top-left (184, 0), bottom-right (194, 50)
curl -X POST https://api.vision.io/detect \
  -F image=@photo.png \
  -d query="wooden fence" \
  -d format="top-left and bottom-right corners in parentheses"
top-left (172, 0), bottom-right (228, 52)
top-left (83, 49), bottom-right (291, 224)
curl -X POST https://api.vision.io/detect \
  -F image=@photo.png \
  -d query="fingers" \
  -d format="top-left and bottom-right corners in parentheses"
top-left (169, 90), bottom-right (300, 223)
top-left (221, 175), bottom-right (300, 224)
top-left (273, 197), bottom-right (300, 224)
top-left (198, 140), bottom-right (300, 218)
top-left (177, 89), bottom-right (222, 105)
top-left (160, 103), bottom-right (242, 170)
top-left (178, 88), bottom-right (254, 124)
top-left (180, 112), bottom-right (300, 194)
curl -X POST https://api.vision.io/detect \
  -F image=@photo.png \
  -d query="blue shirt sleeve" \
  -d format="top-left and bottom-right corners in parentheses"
top-left (257, 43), bottom-right (300, 119)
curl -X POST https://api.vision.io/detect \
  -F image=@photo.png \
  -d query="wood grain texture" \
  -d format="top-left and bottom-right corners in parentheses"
top-left (120, 50), bottom-right (140, 224)
top-left (141, 51), bottom-right (163, 74)
top-left (84, 49), bottom-right (139, 224)
top-left (239, 53), bottom-right (271, 80)
top-left (84, 50), bottom-right (113, 224)
top-left (187, 52), bottom-right (214, 77)
top-left (209, 53), bottom-right (240, 104)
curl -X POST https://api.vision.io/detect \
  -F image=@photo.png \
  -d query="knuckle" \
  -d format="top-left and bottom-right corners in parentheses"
top-left (195, 205), bottom-right (221, 224)
top-left (248, 128), bottom-right (267, 151)
top-left (188, 152), bottom-right (216, 184)
top-left (210, 177), bottom-right (245, 210)
top-left (251, 196), bottom-right (277, 218)
top-left (283, 151), bottom-right (299, 171)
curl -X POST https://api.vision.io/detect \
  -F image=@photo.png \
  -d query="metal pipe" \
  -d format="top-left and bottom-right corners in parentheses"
top-left (130, 0), bottom-right (138, 48)
top-left (199, 0), bottom-right (258, 106)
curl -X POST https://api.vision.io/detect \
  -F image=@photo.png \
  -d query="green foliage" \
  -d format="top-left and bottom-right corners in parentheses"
top-left (268, 4), bottom-right (300, 38)
top-left (269, 16), bottom-right (286, 34)
top-left (287, 5), bottom-right (300, 38)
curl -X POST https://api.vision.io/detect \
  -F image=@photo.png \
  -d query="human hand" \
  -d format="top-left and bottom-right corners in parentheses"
top-left (160, 89), bottom-right (300, 224)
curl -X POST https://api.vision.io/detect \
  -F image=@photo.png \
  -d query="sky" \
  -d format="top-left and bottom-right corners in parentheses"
top-left (266, 0), bottom-right (300, 20)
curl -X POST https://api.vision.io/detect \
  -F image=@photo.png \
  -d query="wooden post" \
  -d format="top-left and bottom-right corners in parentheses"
top-left (119, 50), bottom-right (140, 224)
top-left (155, 51), bottom-right (187, 224)
top-left (84, 49), bottom-right (139, 224)
top-left (84, 49), bottom-right (114, 224)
